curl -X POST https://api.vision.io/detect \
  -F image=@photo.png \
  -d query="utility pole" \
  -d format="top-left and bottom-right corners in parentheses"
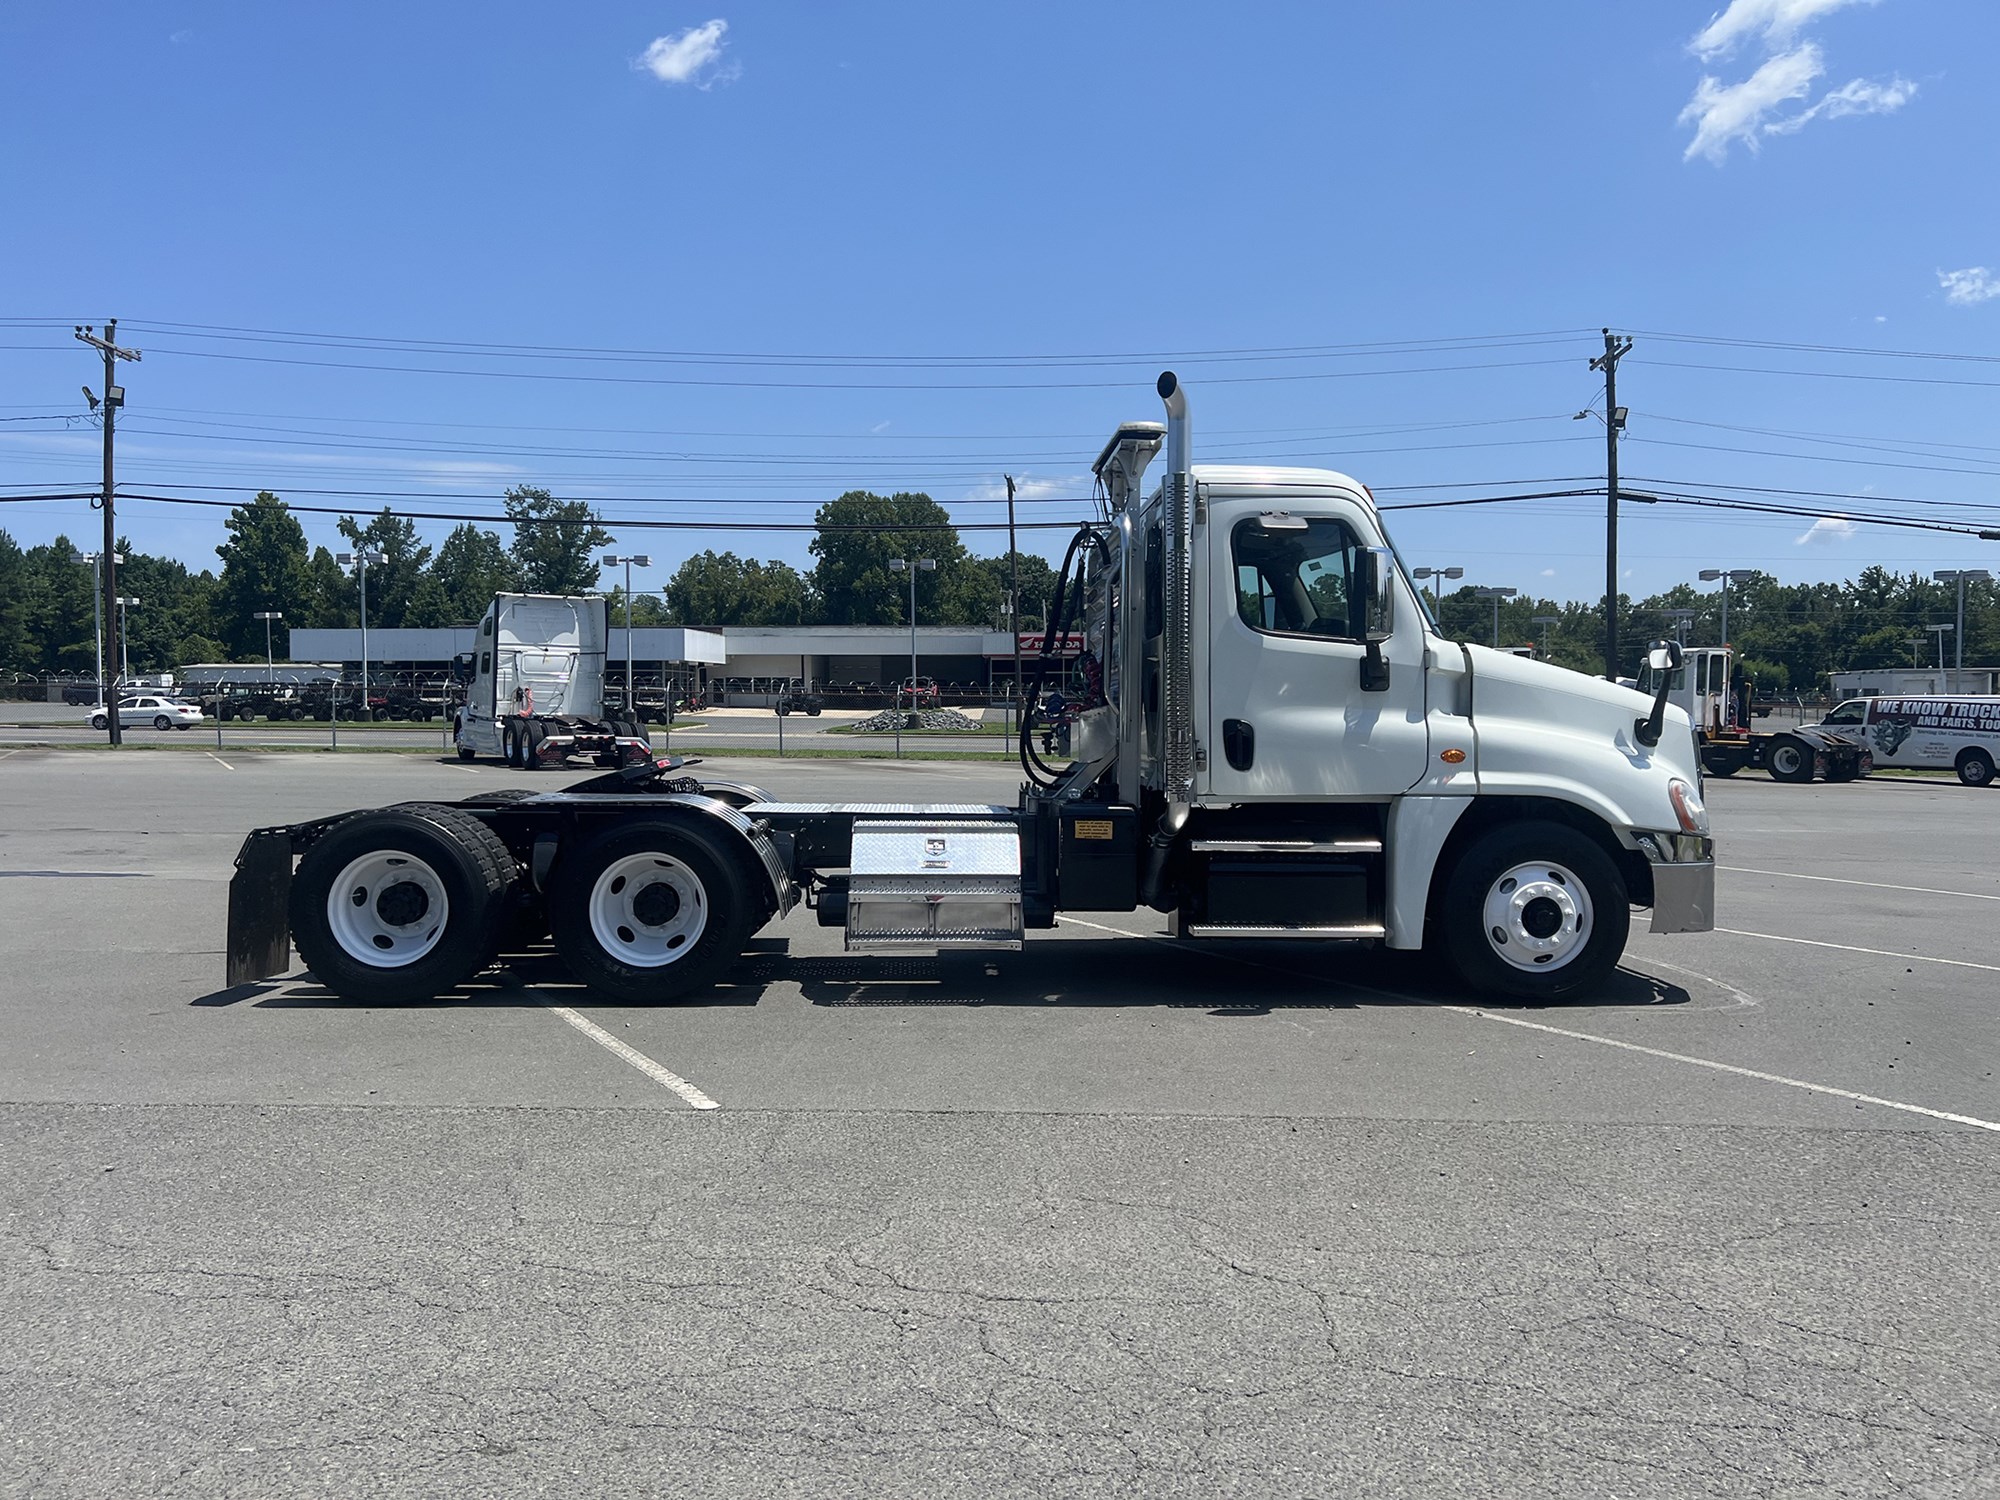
top-left (1006, 475), bottom-right (1022, 711)
top-left (75, 321), bottom-right (141, 744)
top-left (1589, 329), bottom-right (1633, 682)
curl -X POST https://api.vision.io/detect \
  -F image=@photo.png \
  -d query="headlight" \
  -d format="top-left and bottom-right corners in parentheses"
top-left (1668, 778), bottom-right (1708, 834)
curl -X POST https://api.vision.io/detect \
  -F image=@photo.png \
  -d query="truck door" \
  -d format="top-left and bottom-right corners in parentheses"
top-left (1203, 497), bottom-right (1429, 799)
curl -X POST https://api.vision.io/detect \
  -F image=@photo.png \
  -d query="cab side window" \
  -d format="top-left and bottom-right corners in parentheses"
top-left (1824, 700), bottom-right (1866, 725)
top-left (1232, 517), bottom-right (1364, 641)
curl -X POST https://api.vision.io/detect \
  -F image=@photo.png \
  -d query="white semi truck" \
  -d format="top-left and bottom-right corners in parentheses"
top-left (228, 373), bottom-right (1714, 1005)
top-left (452, 593), bottom-right (654, 770)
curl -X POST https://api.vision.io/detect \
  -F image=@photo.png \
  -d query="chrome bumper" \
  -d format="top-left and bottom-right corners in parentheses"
top-left (1635, 832), bottom-right (1715, 934)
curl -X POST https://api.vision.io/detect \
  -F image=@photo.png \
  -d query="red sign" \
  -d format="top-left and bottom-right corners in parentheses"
top-left (1012, 632), bottom-right (1085, 655)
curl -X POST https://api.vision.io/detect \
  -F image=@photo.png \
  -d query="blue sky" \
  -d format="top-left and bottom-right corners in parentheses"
top-left (3, 0), bottom-right (1998, 606)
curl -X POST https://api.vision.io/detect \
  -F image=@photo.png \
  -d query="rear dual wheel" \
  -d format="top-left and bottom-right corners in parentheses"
top-left (289, 806), bottom-right (515, 1003)
top-left (549, 820), bottom-right (756, 1003)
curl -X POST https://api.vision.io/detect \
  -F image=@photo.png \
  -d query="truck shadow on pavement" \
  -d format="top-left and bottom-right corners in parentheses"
top-left (196, 936), bottom-right (1687, 1015)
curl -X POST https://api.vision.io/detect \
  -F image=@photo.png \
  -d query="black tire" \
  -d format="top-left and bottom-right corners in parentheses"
top-left (154, 715), bottom-right (172, 731)
top-left (89, 714), bottom-right (107, 730)
top-left (1767, 737), bottom-right (1814, 783)
top-left (1437, 819), bottom-right (1629, 1002)
top-left (1700, 751), bottom-right (1740, 777)
top-left (503, 721), bottom-right (521, 768)
top-left (522, 719), bottom-right (548, 770)
top-left (1958, 749), bottom-right (1995, 788)
top-left (289, 805), bottom-right (515, 1003)
top-left (457, 743), bottom-right (476, 762)
top-left (807, 706), bottom-right (821, 717)
top-left (549, 819), bottom-right (757, 1003)
top-left (175, 723), bottom-right (190, 731)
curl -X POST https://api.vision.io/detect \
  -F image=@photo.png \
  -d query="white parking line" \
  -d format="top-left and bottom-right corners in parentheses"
top-left (1721, 865), bottom-right (2000, 903)
top-left (1715, 927), bottom-right (2000, 974)
top-left (1054, 914), bottom-right (2000, 1133)
top-left (206, 752), bottom-right (235, 771)
top-left (544, 1003), bottom-right (719, 1109)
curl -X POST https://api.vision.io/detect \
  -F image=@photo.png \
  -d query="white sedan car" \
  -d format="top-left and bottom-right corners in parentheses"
top-left (88, 696), bottom-right (206, 731)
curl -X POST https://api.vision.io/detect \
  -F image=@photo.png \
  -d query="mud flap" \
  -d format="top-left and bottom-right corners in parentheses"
top-left (226, 829), bottom-right (295, 986)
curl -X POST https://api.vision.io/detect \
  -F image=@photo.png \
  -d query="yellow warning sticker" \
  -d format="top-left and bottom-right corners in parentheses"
top-left (1072, 819), bottom-right (1114, 841)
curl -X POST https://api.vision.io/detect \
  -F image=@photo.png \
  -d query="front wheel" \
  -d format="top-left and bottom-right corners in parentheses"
top-left (1767, 737), bottom-right (1814, 783)
top-left (1959, 749), bottom-right (1995, 788)
top-left (288, 806), bottom-right (515, 1003)
top-left (154, 715), bottom-right (172, 731)
top-left (1437, 820), bottom-right (1629, 1002)
top-left (549, 820), bottom-right (756, 1003)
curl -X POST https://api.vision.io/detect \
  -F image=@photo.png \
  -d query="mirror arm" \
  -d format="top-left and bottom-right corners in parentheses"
top-left (1360, 641), bottom-right (1390, 693)
top-left (1634, 638), bottom-right (1680, 746)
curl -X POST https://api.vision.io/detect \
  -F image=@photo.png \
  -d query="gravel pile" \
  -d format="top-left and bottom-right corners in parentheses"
top-left (853, 707), bottom-right (986, 733)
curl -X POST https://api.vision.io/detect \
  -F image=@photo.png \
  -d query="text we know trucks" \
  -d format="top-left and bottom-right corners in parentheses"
top-left (228, 373), bottom-right (1715, 1006)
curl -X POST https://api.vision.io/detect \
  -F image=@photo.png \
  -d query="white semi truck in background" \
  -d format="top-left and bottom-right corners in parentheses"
top-left (452, 593), bottom-right (654, 770)
top-left (230, 373), bottom-right (1715, 1006)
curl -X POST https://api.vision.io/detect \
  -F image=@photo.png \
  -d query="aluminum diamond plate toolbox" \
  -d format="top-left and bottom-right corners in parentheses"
top-left (845, 820), bottom-right (1023, 951)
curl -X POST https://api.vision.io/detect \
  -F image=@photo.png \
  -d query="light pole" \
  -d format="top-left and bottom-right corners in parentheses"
top-left (1932, 569), bottom-right (1991, 695)
top-left (1698, 568), bottom-right (1757, 646)
top-left (887, 557), bottom-right (936, 704)
top-left (70, 549), bottom-right (123, 710)
top-left (603, 553), bottom-right (653, 714)
top-left (1412, 565), bottom-right (1463, 612)
top-left (1928, 623), bottom-right (1954, 675)
top-left (335, 548), bottom-right (386, 720)
top-left (1531, 614), bottom-right (1560, 658)
top-left (255, 611), bottom-right (283, 685)
top-left (1473, 586), bottom-right (1517, 648)
top-left (114, 597), bottom-right (139, 681)
top-left (1660, 607), bottom-right (1696, 645)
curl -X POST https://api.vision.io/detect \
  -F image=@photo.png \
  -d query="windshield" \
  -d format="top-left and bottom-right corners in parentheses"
top-left (1383, 532), bottom-right (1440, 632)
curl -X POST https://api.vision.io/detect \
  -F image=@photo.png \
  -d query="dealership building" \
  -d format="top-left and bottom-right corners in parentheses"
top-left (283, 624), bottom-right (1077, 701)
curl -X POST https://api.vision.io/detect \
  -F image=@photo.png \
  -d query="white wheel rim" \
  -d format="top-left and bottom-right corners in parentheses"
top-left (326, 850), bottom-right (451, 969)
top-left (1774, 745), bottom-right (1802, 775)
top-left (1480, 860), bottom-right (1593, 974)
top-left (588, 851), bottom-right (708, 968)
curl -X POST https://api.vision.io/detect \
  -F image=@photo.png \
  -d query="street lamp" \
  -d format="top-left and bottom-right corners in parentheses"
top-left (1698, 568), bottom-right (1758, 647)
top-left (1412, 565), bottom-right (1463, 611)
top-left (70, 549), bottom-right (124, 709)
top-left (1932, 569), bottom-right (1991, 695)
top-left (1660, 607), bottom-right (1697, 645)
top-left (887, 557), bottom-right (936, 704)
top-left (114, 597), bottom-right (139, 682)
top-left (335, 548), bottom-right (386, 719)
top-left (603, 553), bottom-right (654, 715)
top-left (254, 611), bottom-right (283, 685)
top-left (1927, 623), bottom-right (1954, 674)
top-left (1531, 614), bottom-right (1560, 659)
top-left (1473, 586), bottom-right (1517, 647)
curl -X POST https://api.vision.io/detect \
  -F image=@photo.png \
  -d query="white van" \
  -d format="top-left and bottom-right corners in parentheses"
top-left (1818, 696), bottom-right (2000, 786)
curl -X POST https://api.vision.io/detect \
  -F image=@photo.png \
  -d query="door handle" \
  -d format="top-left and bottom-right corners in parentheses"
top-left (1223, 718), bottom-right (1255, 771)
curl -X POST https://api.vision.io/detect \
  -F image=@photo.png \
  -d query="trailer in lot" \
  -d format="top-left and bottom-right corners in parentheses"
top-left (230, 373), bottom-right (1716, 1006)
top-left (452, 594), bottom-right (653, 770)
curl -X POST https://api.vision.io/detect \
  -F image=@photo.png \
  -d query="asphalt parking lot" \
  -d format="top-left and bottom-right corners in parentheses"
top-left (2, 750), bottom-right (1996, 1497)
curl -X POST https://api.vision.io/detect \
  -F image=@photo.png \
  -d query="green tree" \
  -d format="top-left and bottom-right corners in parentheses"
top-left (214, 493), bottom-right (311, 658)
top-left (505, 485), bottom-right (612, 594)
top-left (408, 523), bottom-right (519, 626)
top-left (24, 535), bottom-right (100, 675)
top-left (665, 550), bottom-right (812, 626)
top-left (336, 508), bottom-right (432, 629)
top-left (809, 491), bottom-right (971, 625)
top-left (297, 546), bottom-right (350, 630)
top-left (0, 530), bottom-right (32, 672)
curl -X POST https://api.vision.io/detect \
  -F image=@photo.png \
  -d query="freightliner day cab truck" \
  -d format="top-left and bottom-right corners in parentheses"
top-left (227, 374), bottom-right (1716, 1005)
top-left (453, 593), bottom-right (655, 771)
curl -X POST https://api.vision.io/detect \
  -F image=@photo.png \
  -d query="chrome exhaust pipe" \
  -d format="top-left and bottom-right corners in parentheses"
top-left (1157, 370), bottom-right (1188, 477)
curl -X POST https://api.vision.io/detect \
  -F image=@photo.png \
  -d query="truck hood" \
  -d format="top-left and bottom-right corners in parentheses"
top-left (1442, 642), bottom-right (1704, 825)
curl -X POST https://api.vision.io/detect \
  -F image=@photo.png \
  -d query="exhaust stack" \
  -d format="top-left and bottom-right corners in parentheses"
top-left (1158, 370), bottom-right (1189, 479)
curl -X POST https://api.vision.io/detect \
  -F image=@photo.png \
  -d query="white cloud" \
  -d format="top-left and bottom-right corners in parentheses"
top-left (1689, 0), bottom-right (1876, 62)
top-left (636, 19), bottom-right (736, 88)
top-left (1796, 515), bottom-right (1860, 543)
top-left (1765, 72), bottom-right (1916, 134)
top-left (1938, 267), bottom-right (2000, 306)
top-left (870, 420), bottom-right (892, 435)
top-left (1540, 568), bottom-right (1558, 577)
top-left (1680, 43), bottom-right (1825, 162)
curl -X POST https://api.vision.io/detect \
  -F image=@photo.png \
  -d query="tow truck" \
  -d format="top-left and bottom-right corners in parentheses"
top-left (227, 373), bottom-right (1715, 1005)
top-left (1640, 644), bottom-right (1871, 783)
